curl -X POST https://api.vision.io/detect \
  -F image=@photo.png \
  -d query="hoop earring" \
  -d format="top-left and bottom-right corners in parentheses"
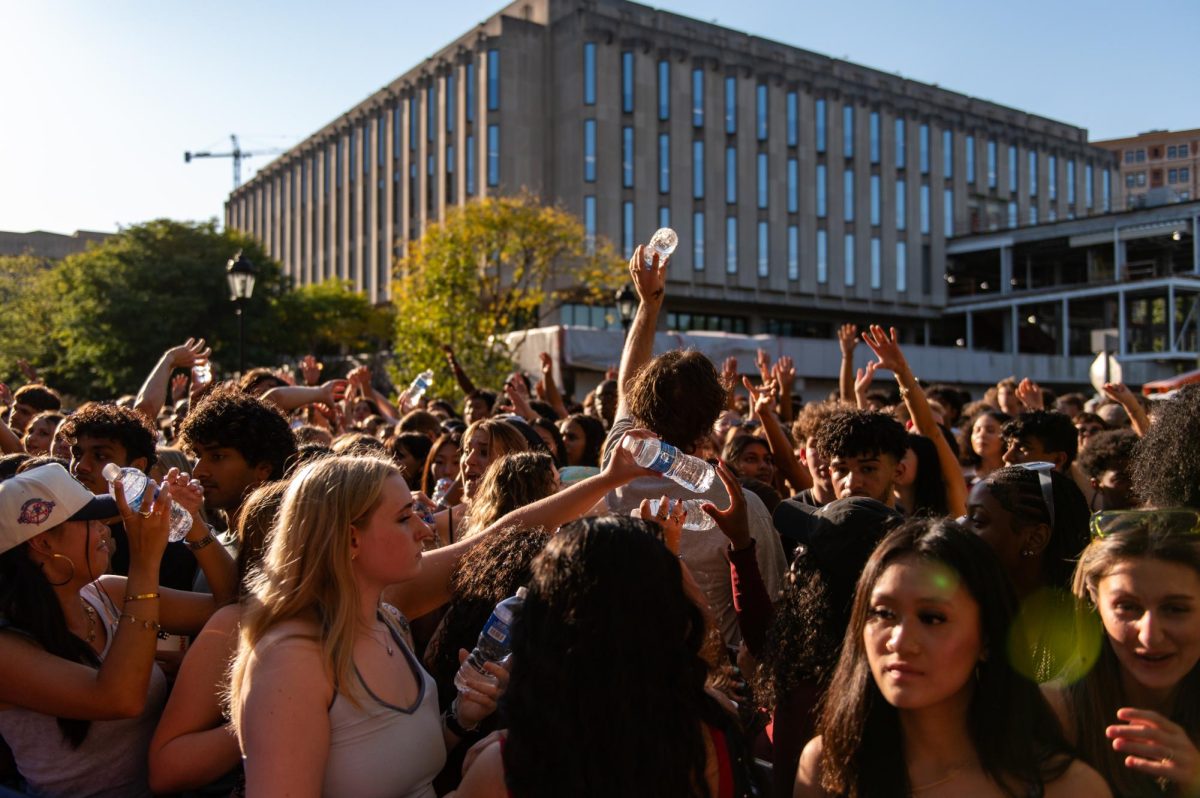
top-left (43, 553), bottom-right (76, 586)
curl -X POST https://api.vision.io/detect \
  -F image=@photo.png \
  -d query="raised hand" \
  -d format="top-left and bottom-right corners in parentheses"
top-left (1016, 377), bottom-right (1044, 411)
top-left (159, 467), bottom-right (204, 518)
top-left (1101, 381), bottom-right (1136, 407)
top-left (742, 375), bottom-right (778, 420)
top-left (299, 354), bottom-right (323, 386)
top-left (638, 495), bottom-right (685, 556)
top-left (720, 356), bottom-right (739, 394)
top-left (773, 356), bottom-right (795, 389)
top-left (755, 348), bottom-right (772, 384)
top-left (346, 365), bottom-right (372, 390)
top-left (861, 324), bottom-right (909, 376)
top-left (503, 379), bottom-right (535, 420)
top-left (320, 379), bottom-right (349, 407)
top-left (701, 462), bottom-right (751, 550)
top-left (837, 323), bottom-right (859, 357)
top-left (169, 373), bottom-right (189, 402)
top-left (854, 361), bottom-right (879, 406)
top-left (629, 245), bottom-right (666, 306)
top-left (1108, 707), bottom-right (1200, 790)
top-left (16, 358), bottom-right (40, 384)
top-left (166, 338), bottom-right (211, 370)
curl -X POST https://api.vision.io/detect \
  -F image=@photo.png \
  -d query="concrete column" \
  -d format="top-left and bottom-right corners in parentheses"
top-left (340, 132), bottom-right (351, 282)
top-left (354, 126), bottom-right (365, 293)
top-left (1010, 304), bottom-right (1019, 354)
top-left (1118, 288), bottom-right (1127, 356)
top-left (966, 309), bottom-right (974, 350)
top-left (304, 152), bottom-right (314, 286)
top-left (1061, 297), bottom-right (1070, 358)
top-left (1169, 282), bottom-right (1177, 353)
top-left (367, 116), bottom-right (380, 302)
top-left (383, 103), bottom-right (395, 302)
top-left (315, 147), bottom-right (326, 282)
top-left (1000, 245), bottom-right (1013, 294)
top-left (1194, 213), bottom-right (1199, 275)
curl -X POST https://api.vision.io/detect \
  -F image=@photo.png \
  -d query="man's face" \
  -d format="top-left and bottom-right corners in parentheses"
top-left (829, 451), bottom-right (901, 505)
top-left (1002, 435), bottom-right (1066, 472)
top-left (1093, 468), bottom-right (1135, 511)
top-left (595, 384), bottom-right (618, 425)
top-left (189, 442), bottom-right (270, 514)
top-left (9, 402), bottom-right (38, 435)
top-left (464, 396), bottom-right (491, 426)
top-left (71, 435), bottom-right (137, 494)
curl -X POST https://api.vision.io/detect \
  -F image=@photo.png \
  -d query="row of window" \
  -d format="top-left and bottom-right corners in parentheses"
top-left (1127, 144), bottom-right (1194, 163)
top-left (1169, 168), bottom-right (1192, 185)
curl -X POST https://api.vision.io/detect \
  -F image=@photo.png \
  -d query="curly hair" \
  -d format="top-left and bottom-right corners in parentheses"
top-left (1132, 385), bottom-right (1200, 508)
top-left (236, 367), bottom-right (287, 396)
top-left (178, 386), bottom-right (296, 480)
top-left (812, 409), bottom-right (908, 462)
top-left (624, 350), bottom-right (726, 451)
top-left (957, 408), bottom-right (1012, 468)
top-left (1002, 410), bottom-right (1078, 468)
top-left (791, 400), bottom-right (843, 447)
top-left (1076, 429), bottom-right (1137, 481)
top-left (58, 402), bottom-right (158, 470)
top-left (463, 452), bottom-right (557, 538)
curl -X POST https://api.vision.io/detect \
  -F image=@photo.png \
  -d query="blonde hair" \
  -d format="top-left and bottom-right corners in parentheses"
top-left (463, 451), bottom-right (557, 538)
top-left (228, 454), bottom-right (400, 735)
top-left (459, 419), bottom-right (530, 495)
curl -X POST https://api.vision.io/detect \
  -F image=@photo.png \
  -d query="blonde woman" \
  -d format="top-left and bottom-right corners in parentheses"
top-left (432, 418), bottom-right (529, 546)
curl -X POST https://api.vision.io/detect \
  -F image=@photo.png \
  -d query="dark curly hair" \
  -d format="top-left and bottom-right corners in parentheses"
top-left (624, 350), bottom-right (726, 451)
top-left (906, 432), bottom-right (949, 517)
top-left (178, 386), bottom-right (296, 480)
top-left (12, 384), bottom-right (62, 413)
top-left (812, 409), bottom-right (908, 462)
top-left (1076, 429), bottom-right (1136, 481)
top-left (1002, 410), bottom-right (1078, 468)
top-left (58, 402), bottom-right (158, 470)
top-left (1132, 385), bottom-right (1200, 508)
top-left (791, 400), bottom-right (843, 447)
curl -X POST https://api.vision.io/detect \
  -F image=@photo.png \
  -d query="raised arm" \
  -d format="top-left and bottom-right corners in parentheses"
top-left (537, 352), bottom-right (569, 419)
top-left (260, 380), bottom-right (347, 413)
top-left (442, 344), bottom-right (479, 397)
top-left (862, 325), bottom-right (967, 518)
top-left (135, 339), bottom-right (211, 424)
top-left (773, 356), bottom-right (796, 425)
top-left (744, 376), bottom-right (811, 493)
top-left (1102, 382), bottom-right (1150, 437)
top-left (615, 245), bottom-right (667, 420)
top-left (837, 323), bottom-right (858, 405)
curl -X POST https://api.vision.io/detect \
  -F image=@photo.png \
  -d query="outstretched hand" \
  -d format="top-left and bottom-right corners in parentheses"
top-left (1016, 377), bottom-right (1044, 411)
top-left (166, 338), bottom-right (211, 370)
top-left (300, 354), bottom-right (323, 386)
top-left (854, 361), bottom-right (879, 401)
top-left (837, 323), bottom-right (859, 357)
top-left (1108, 707), bottom-right (1200, 790)
top-left (702, 461), bottom-right (751, 550)
top-left (742, 376), bottom-right (778, 420)
top-left (638, 495), bottom-right (685, 556)
top-left (629, 245), bottom-right (666, 306)
top-left (861, 324), bottom-right (909, 376)
top-left (1102, 381), bottom-right (1136, 407)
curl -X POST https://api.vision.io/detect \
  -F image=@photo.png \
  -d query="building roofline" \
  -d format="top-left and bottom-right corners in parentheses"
top-left (1092, 127), bottom-right (1200, 147)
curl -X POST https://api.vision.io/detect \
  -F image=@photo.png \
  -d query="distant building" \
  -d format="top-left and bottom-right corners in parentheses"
top-left (1093, 128), bottom-right (1198, 210)
top-left (0, 229), bottom-right (111, 261)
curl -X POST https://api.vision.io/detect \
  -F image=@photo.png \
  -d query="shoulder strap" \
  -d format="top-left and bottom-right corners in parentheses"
top-left (378, 603), bottom-right (413, 650)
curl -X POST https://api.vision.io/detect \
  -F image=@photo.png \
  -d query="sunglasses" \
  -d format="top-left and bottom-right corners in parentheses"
top-left (1090, 508), bottom-right (1200, 539)
top-left (1014, 461), bottom-right (1056, 528)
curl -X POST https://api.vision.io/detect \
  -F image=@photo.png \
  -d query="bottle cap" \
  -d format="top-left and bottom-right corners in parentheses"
top-left (101, 463), bottom-right (123, 483)
top-left (515, 586), bottom-right (528, 599)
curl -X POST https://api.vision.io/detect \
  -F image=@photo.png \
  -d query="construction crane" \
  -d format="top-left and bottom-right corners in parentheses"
top-left (184, 134), bottom-right (287, 190)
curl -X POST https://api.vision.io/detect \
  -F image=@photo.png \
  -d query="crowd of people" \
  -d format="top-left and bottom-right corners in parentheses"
top-left (0, 243), bottom-right (1197, 797)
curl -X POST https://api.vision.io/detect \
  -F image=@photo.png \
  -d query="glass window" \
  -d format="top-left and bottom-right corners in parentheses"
top-left (659, 205), bottom-right (670, 230)
top-left (1030, 205), bottom-right (1038, 225)
top-left (817, 229), bottom-right (828, 284)
top-left (693, 140), bottom-right (704, 199)
top-left (1007, 201), bottom-right (1016, 228)
top-left (658, 60), bottom-right (669, 120)
top-left (816, 164), bottom-right (827, 218)
top-left (583, 120), bottom-right (596, 182)
top-left (349, 129), bottom-right (357, 177)
top-left (446, 74), bottom-right (456, 134)
top-left (816, 99), bottom-right (826, 153)
top-left (1182, 167), bottom-right (1191, 182)
top-left (787, 158), bottom-right (798, 213)
top-left (920, 184), bottom-right (930, 234)
top-left (896, 240), bottom-right (907, 292)
top-left (896, 179), bottom-right (906, 230)
top-left (844, 233), bottom-right (855, 286)
top-left (1008, 145), bottom-right (1018, 193)
top-left (726, 146), bottom-right (737, 204)
top-left (1085, 163), bottom-right (1094, 209)
top-left (466, 61), bottom-right (476, 122)
top-left (726, 216), bottom-right (738, 274)
top-left (757, 153), bottom-right (768, 209)
top-left (622, 127), bottom-right (634, 188)
top-left (942, 129), bottom-right (952, 178)
top-left (870, 237), bottom-right (881, 289)
top-left (1029, 150), bottom-right (1038, 195)
top-left (1103, 169), bottom-right (1111, 211)
top-left (693, 211), bottom-right (705, 270)
top-left (1125, 173), bottom-right (1137, 189)
top-left (757, 221), bottom-right (769, 277)
top-left (466, 134), bottom-right (476, 195)
top-left (786, 92), bottom-right (798, 147)
top-left (487, 125), bottom-right (499, 186)
top-left (843, 105), bottom-right (854, 158)
top-left (1136, 149), bottom-right (1145, 163)
top-left (1067, 160), bottom-right (1076, 204)
top-left (1048, 155), bottom-right (1057, 200)
top-left (725, 76), bottom-right (737, 134)
top-left (583, 195), bottom-right (596, 253)
top-left (393, 106), bottom-right (401, 158)
top-left (943, 188), bottom-right (953, 236)
top-left (621, 51), bottom-right (634, 113)
top-left (919, 124), bottom-right (930, 174)
top-left (987, 140), bottom-right (997, 188)
top-left (966, 135), bottom-right (976, 184)
top-left (869, 111), bottom-right (880, 164)
top-left (1048, 207), bottom-right (1057, 222)
top-left (870, 174), bottom-right (880, 226)
top-left (658, 133), bottom-right (670, 193)
top-left (583, 43), bottom-right (596, 106)
top-left (787, 225), bottom-right (799, 280)
top-left (409, 96), bottom-right (417, 149)
top-left (622, 201), bottom-right (634, 258)
top-left (844, 169), bottom-right (854, 221)
top-left (1125, 150), bottom-right (1135, 164)
top-left (895, 118), bottom-right (906, 169)
top-left (692, 69), bottom-right (704, 127)
top-left (756, 84), bottom-right (768, 141)
top-left (487, 49), bottom-right (500, 111)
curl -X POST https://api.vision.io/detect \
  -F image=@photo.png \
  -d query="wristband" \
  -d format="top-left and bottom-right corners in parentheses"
top-left (124, 592), bottom-right (160, 603)
top-left (444, 697), bottom-right (480, 737)
top-left (186, 532), bottom-right (216, 551)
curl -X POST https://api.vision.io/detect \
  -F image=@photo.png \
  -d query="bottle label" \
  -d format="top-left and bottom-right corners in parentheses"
top-left (483, 616), bottom-right (511, 645)
top-left (649, 443), bottom-right (677, 474)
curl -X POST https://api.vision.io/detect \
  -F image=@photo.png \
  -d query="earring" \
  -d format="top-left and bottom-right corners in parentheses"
top-left (1020, 548), bottom-right (1035, 558)
top-left (42, 553), bottom-right (76, 586)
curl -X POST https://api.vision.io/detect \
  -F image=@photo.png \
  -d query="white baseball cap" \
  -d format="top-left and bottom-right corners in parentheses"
top-left (0, 464), bottom-right (118, 555)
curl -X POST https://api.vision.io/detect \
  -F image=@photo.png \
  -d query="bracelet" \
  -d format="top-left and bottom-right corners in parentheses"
top-left (124, 592), bottom-right (160, 603)
top-left (444, 697), bottom-right (480, 737)
top-left (185, 532), bottom-right (216, 551)
top-left (119, 613), bottom-right (162, 632)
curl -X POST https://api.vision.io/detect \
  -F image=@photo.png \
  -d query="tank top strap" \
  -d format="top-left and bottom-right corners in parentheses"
top-left (79, 581), bottom-right (120, 657)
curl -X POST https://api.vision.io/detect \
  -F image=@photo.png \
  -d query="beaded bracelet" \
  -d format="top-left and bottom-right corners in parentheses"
top-left (119, 613), bottom-right (162, 632)
top-left (124, 592), bottom-right (160, 603)
top-left (186, 533), bottom-right (216, 551)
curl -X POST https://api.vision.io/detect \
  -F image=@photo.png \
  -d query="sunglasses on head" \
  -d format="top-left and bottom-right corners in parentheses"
top-left (1014, 461), bottom-right (1056, 528)
top-left (1090, 508), bottom-right (1200, 539)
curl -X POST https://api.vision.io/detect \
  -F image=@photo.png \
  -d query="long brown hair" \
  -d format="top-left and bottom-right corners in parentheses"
top-left (462, 452), bottom-right (557, 538)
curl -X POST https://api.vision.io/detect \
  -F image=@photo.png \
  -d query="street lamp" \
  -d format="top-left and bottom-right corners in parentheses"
top-left (615, 284), bottom-right (637, 333)
top-left (226, 250), bottom-right (256, 375)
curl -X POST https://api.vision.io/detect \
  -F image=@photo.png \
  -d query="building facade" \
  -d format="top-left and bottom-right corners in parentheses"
top-left (1092, 128), bottom-right (1198, 210)
top-left (226, 0), bottom-right (1117, 345)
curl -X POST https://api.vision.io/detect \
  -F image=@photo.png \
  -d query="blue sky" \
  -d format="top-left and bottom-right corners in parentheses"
top-left (2, 0), bottom-right (1195, 235)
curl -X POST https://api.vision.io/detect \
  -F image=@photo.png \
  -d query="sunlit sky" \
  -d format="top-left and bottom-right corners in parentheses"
top-left (2, 0), bottom-right (1195, 235)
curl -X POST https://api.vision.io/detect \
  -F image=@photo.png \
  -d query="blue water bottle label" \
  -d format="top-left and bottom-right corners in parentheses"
top-left (650, 443), bottom-right (677, 474)
top-left (483, 616), bottom-right (511, 646)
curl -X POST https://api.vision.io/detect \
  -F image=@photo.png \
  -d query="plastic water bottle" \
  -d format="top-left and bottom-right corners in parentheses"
top-left (642, 227), bottom-right (678, 268)
top-left (431, 477), bottom-right (455, 507)
top-left (400, 369), bottom-right (434, 407)
top-left (454, 587), bottom-right (528, 691)
top-left (102, 464), bottom-right (193, 543)
top-left (632, 497), bottom-right (717, 531)
top-left (621, 436), bottom-right (716, 493)
top-left (192, 361), bottom-right (212, 387)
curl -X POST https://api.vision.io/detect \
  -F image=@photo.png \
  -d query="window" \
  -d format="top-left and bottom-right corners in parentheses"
top-left (1029, 150), bottom-right (1038, 195)
top-left (583, 43), bottom-right (596, 106)
top-left (895, 118), bottom-right (906, 168)
top-left (870, 174), bottom-right (880, 226)
top-left (786, 92), bottom-right (798, 147)
top-left (756, 84), bottom-right (768, 140)
top-left (787, 158), bottom-right (798, 213)
top-left (1048, 207), bottom-right (1057, 222)
top-left (757, 153), bottom-right (769, 209)
top-left (726, 146), bottom-right (737, 203)
top-left (583, 120), bottom-right (596, 182)
top-left (621, 51), bottom-right (634, 113)
top-left (725, 76), bottom-right (737, 134)
top-left (1067, 160), bottom-right (1076, 204)
top-left (393, 106), bottom-right (401, 158)
top-left (1183, 167), bottom-right (1191, 182)
top-left (1008, 145), bottom-right (1018, 193)
top-left (1168, 145), bottom-right (1178, 159)
top-left (870, 237), bottom-right (881, 289)
top-left (693, 141), bottom-right (705, 199)
top-left (966, 135), bottom-right (976, 184)
top-left (622, 201), bottom-right (634, 258)
top-left (1136, 171), bottom-right (1146, 187)
top-left (487, 125), bottom-right (499, 186)
top-left (487, 49), bottom-right (500, 111)
top-left (844, 233), bottom-right (855, 286)
top-left (409, 96), bottom-right (417, 150)
top-left (466, 134), bottom-right (476, 195)
top-left (1007, 201), bottom-right (1016, 228)
top-left (1168, 168), bottom-right (1178, 183)
top-left (1125, 150), bottom-right (1135, 164)
top-left (816, 164), bottom-right (827, 218)
top-left (446, 73), bottom-right (456, 134)
top-left (919, 124), bottom-right (930, 174)
top-left (466, 61), bottom-right (476, 123)
top-left (726, 216), bottom-right (738, 274)
top-left (869, 111), bottom-right (880, 164)
top-left (446, 143), bottom-right (455, 204)
top-left (349, 129), bottom-right (357, 177)
top-left (757, 221), bottom-right (769, 277)
top-left (920, 184), bottom-right (930, 234)
top-left (942, 129), bottom-right (953, 178)
top-left (896, 240), bottom-right (907, 292)
top-left (667, 312), bottom-right (747, 333)
top-left (817, 229), bottom-right (828, 284)
top-left (658, 60), bottom-right (670, 120)
top-left (1086, 163), bottom-right (1094, 209)
top-left (816, 99), bottom-right (826, 153)
top-left (427, 86), bottom-right (436, 142)
top-left (843, 105), bottom-right (854, 158)
top-left (844, 169), bottom-right (854, 221)
top-left (693, 212), bottom-right (705, 270)
top-left (787, 225), bottom-right (799, 280)
top-left (1125, 173), bottom-right (1136, 189)
top-left (896, 179), bottom-right (906, 230)
top-left (622, 127), bottom-right (634, 188)
top-left (659, 205), bottom-right (670, 230)
top-left (1136, 149), bottom-right (1146, 163)
top-left (1103, 169), bottom-right (1111, 211)
top-left (1048, 155), bottom-right (1057, 200)
top-left (943, 188), bottom-right (953, 236)
top-left (692, 69), bottom-right (704, 127)
top-left (658, 133), bottom-right (669, 193)
top-left (987, 140), bottom-right (996, 188)
top-left (583, 195), bottom-right (596, 253)
top-left (1029, 204), bottom-right (1038, 225)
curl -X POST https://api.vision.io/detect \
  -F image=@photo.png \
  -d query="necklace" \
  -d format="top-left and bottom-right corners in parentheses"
top-left (80, 599), bottom-right (97, 643)
top-left (910, 767), bottom-right (961, 794)
top-left (366, 625), bottom-right (394, 657)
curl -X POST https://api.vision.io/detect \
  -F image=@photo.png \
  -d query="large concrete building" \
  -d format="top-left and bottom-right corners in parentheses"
top-left (226, 0), bottom-right (1118, 349)
top-left (0, 229), bottom-right (111, 261)
top-left (1092, 127), bottom-right (1198, 211)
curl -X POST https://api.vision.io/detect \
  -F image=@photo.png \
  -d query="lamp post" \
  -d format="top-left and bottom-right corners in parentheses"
top-left (615, 284), bottom-right (637, 335)
top-left (226, 250), bottom-right (257, 375)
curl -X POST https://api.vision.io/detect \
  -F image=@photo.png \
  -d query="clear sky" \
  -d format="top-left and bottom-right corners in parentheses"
top-left (2, 0), bottom-right (1195, 235)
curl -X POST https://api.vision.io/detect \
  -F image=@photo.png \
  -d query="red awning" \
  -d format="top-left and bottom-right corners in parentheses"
top-left (1143, 368), bottom-right (1200, 395)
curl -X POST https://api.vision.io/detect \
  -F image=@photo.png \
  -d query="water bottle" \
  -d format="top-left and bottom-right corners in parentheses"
top-left (192, 361), bottom-right (212, 387)
top-left (621, 436), bottom-right (716, 493)
top-left (632, 497), bottom-right (717, 531)
top-left (454, 587), bottom-right (528, 691)
top-left (400, 369), bottom-right (434, 407)
top-left (431, 477), bottom-right (455, 507)
top-left (641, 227), bottom-right (678, 268)
top-left (102, 464), bottom-right (193, 543)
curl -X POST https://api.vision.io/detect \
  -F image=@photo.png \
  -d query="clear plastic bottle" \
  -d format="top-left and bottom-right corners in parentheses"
top-left (102, 464), bottom-right (193, 543)
top-left (454, 586), bottom-right (528, 691)
top-left (431, 477), bottom-right (455, 507)
top-left (633, 497), bottom-right (717, 531)
top-left (642, 227), bottom-right (678, 268)
top-left (192, 361), bottom-right (212, 387)
top-left (621, 436), bottom-right (716, 493)
top-left (400, 369), bottom-right (434, 408)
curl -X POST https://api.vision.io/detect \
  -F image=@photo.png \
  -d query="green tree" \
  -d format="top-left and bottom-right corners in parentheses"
top-left (391, 194), bottom-right (625, 397)
top-left (272, 279), bottom-right (395, 357)
top-left (0, 254), bottom-right (60, 383)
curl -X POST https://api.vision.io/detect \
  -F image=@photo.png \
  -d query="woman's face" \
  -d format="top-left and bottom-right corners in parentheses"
top-left (732, 440), bottom-right (774, 484)
top-left (559, 420), bottom-right (586, 466)
top-left (431, 440), bottom-right (460, 483)
top-left (1095, 557), bottom-right (1200, 695)
top-left (965, 481), bottom-right (1028, 578)
top-left (971, 415), bottom-right (1003, 460)
top-left (352, 474), bottom-right (433, 586)
top-left (22, 418), bottom-right (56, 456)
top-left (533, 426), bottom-right (558, 460)
top-left (393, 445), bottom-right (423, 490)
top-left (460, 428), bottom-right (495, 500)
top-left (864, 556), bottom-right (983, 712)
top-left (49, 520), bottom-right (113, 581)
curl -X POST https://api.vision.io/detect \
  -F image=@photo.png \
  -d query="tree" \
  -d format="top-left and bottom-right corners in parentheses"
top-left (391, 193), bottom-right (626, 397)
top-left (0, 254), bottom-right (60, 384)
top-left (272, 279), bottom-right (395, 357)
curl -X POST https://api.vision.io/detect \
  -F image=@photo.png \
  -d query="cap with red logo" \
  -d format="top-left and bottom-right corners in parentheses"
top-left (0, 464), bottom-right (118, 555)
